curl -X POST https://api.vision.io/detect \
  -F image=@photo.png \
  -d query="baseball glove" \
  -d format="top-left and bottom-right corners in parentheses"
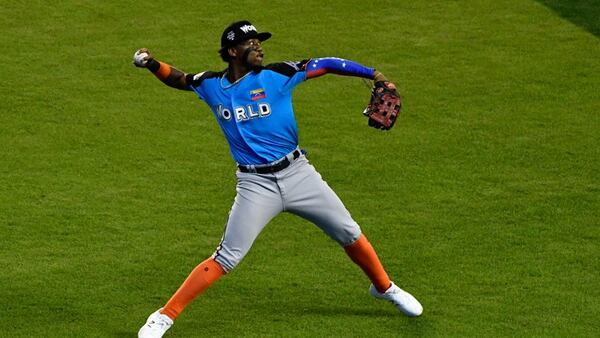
top-left (363, 81), bottom-right (401, 130)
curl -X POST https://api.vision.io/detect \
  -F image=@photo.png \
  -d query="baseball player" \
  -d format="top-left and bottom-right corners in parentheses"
top-left (134, 20), bottom-right (422, 338)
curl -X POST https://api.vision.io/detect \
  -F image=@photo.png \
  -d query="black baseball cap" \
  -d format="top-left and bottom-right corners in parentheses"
top-left (219, 20), bottom-right (271, 52)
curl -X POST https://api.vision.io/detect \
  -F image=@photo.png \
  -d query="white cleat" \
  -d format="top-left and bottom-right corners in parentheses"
top-left (138, 308), bottom-right (173, 338)
top-left (370, 282), bottom-right (423, 317)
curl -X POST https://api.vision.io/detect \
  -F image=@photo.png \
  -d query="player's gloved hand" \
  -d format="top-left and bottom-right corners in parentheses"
top-left (363, 81), bottom-right (401, 130)
top-left (133, 48), bottom-right (154, 68)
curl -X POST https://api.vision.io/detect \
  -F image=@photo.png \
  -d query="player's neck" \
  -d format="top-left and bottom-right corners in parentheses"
top-left (227, 63), bottom-right (251, 83)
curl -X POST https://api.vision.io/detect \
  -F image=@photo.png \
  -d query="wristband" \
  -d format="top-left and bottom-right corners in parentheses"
top-left (147, 59), bottom-right (160, 72)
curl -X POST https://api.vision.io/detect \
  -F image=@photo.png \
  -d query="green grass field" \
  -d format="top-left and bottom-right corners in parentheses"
top-left (1, 1), bottom-right (599, 337)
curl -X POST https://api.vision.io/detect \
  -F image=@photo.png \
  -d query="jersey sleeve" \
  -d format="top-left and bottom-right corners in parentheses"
top-left (186, 71), bottom-right (222, 101)
top-left (264, 61), bottom-right (310, 92)
top-left (304, 57), bottom-right (375, 79)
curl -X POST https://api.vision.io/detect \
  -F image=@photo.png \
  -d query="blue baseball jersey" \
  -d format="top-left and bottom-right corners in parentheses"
top-left (187, 58), bottom-right (375, 165)
top-left (189, 61), bottom-right (308, 165)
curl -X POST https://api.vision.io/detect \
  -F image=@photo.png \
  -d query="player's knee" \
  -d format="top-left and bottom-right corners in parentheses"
top-left (211, 256), bottom-right (231, 273)
top-left (331, 224), bottom-right (362, 246)
top-left (341, 231), bottom-right (362, 246)
top-left (213, 251), bottom-right (245, 273)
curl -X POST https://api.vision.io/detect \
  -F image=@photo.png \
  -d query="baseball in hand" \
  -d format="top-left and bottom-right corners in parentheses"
top-left (133, 49), bottom-right (150, 67)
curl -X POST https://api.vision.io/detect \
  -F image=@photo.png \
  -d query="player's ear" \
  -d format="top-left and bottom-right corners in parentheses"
top-left (227, 47), bottom-right (237, 59)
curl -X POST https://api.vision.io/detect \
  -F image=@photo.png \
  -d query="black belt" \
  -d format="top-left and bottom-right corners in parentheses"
top-left (238, 149), bottom-right (302, 174)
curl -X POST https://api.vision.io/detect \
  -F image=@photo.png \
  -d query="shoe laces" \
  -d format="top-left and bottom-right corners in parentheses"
top-left (386, 288), bottom-right (407, 306)
top-left (149, 316), bottom-right (171, 329)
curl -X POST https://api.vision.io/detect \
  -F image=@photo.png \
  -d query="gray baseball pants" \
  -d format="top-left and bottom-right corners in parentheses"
top-left (213, 151), bottom-right (362, 272)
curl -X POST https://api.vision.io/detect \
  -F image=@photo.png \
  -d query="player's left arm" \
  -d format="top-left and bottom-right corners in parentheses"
top-left (304, 57), bottom-right (389, 82)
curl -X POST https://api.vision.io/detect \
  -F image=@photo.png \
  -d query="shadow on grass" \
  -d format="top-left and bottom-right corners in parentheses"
top-left (304, 305), bottom-right (430, 335)
top-left (303, 304), bottom-right (398, 318)
top-left (535, 0), bottom-right (600, 37)
top-left (113, 330), bottom-right (136, 337)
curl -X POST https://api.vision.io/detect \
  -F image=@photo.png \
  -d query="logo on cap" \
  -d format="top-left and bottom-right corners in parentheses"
top-left (239, 24), bottom-right (257, 34)
top-left (227, 31), bottom-right (235, 40)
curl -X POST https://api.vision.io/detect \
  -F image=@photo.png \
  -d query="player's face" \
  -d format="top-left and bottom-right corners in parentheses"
top-left (237, 38), bottom-right (264, 67)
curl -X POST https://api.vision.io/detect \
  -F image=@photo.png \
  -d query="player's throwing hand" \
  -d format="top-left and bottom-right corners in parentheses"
top-left (133, 48), bottom-right (153, 68)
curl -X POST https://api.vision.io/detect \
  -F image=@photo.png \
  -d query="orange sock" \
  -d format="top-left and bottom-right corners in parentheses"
top-left (344, 234), bottom-right (391, 293)
top-left (160, 258), bottom-right (225, 320)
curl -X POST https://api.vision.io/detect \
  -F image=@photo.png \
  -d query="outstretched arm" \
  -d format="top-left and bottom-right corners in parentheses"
top-left (133, 48), bottom-right (191, 91)
top-left (302, 57), bottom-right (400, 130)
top-left (304, 57), bottom-right (389, 82)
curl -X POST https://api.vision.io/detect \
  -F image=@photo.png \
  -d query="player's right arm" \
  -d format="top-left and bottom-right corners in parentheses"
top-left (133, 48), bottom-right (192, 91)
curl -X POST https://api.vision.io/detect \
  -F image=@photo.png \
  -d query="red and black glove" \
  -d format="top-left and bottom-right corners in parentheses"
top-left (363, 81), bottom-right (401, 130)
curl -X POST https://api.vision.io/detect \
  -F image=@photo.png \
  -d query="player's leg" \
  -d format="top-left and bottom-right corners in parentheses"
top-left (282, 156), bottom-right (422, 316)
top-left (212, 172), bottom-right (285, 272)
top-left (281, 157), bottom-right (390, 290)
top-left (163, 172), bottom-right (283, 318)
top-left (343, 234), bottom-right (391, 292)
top-left (139, 173), bottom-right (283, 337)
top-left (159, 258), bottom-right (225, 320)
